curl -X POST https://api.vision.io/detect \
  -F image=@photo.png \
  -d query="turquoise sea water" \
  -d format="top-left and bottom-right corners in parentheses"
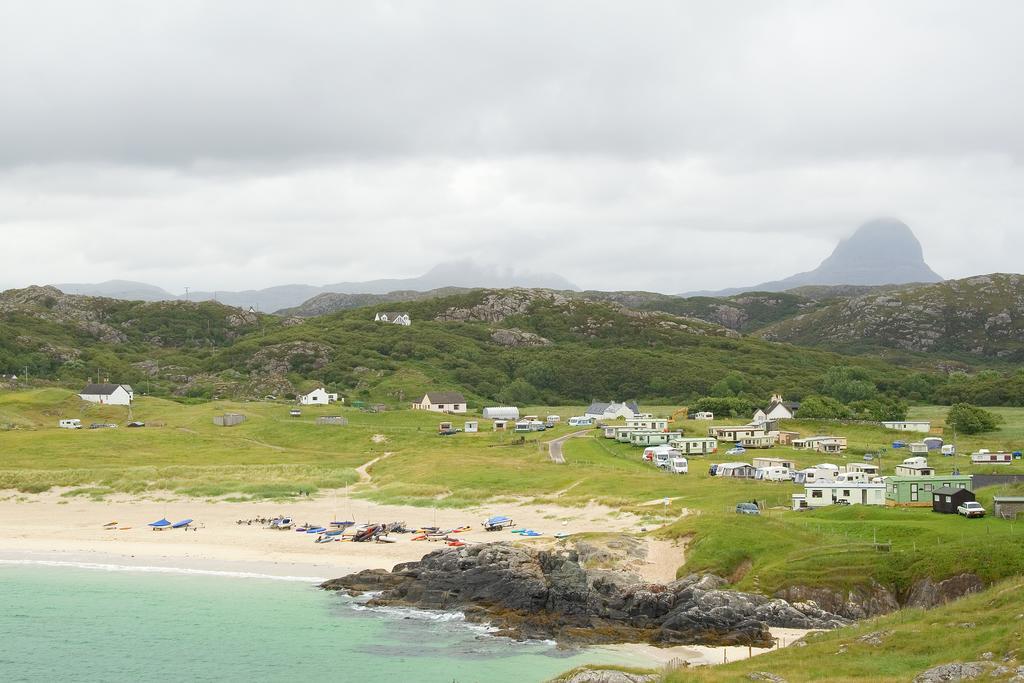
top-left (0, 562), bottom-right (637, 682)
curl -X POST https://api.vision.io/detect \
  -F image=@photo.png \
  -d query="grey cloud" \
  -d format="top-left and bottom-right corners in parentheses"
top-left (2, 1), bottom-right (1024, 166)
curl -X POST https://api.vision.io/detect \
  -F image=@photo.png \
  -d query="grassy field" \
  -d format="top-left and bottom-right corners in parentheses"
top-left (662, 576), bottom-right (1024, 682)
top-left (5, 388), bottom-right (1024, 596)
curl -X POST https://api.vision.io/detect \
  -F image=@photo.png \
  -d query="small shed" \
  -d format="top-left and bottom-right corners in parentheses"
top-left (464, 420), bottom-right (479, 433)
top-left (931, 486), bottom-right (975, 514)
top-left (994, 497), bottom-right (1024, 520)
top-left (493, 419), bottom-right (508, 431)
top-left (213, 413), bottom-right (245, 427)
top-left (316, 416), bottom-right (349, 426)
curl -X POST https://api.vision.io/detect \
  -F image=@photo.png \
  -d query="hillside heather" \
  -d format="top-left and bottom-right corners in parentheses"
top-left (3, 284), bottom-right (1023, 406)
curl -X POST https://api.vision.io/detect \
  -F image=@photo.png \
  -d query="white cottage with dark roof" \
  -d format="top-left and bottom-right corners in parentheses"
top-left (412, 392), bottom-right (467, 414)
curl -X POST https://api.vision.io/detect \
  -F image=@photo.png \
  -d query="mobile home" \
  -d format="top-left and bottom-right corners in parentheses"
top-left (908, 442), bottom-right (929, 455)
top-left (755, 466), bottom-right (792, 482)
top-left (668, 437), bottom-right (718, 456)
top-left (795, 482), bottom-right (886, 509)
top-left (58, 419), bottom-right (82, 429)
top-left (971, 451), bottom-right (1013, 465)
top-left (882, 420), bottom-right (931, 433)
top-left (885, 474), bottom-right (972, 506)
top-left (740, 434), bottom-right (778, 449)
top-left (894, 456), bottom-right (935, 476)
top-left (708, 426), bottom-right (765, 442)
top-left (626, 416), bottom-right (669, 431)
top-left (630, 430), bottom-right (683, 447)
top-left (568, 416), bottom-right (595, 427)
top-left (752, 456), bottom-right (795, 470)
top-left (792, 436), bottom-right (848, 452)
top-left (846, 462), bottom-right (880, 477)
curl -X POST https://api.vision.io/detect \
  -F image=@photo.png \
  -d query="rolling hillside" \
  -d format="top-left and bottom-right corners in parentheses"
top-left (0, 285), bottom-right (929, 407)
top-left (760, 274), bottom-right (1024, 360)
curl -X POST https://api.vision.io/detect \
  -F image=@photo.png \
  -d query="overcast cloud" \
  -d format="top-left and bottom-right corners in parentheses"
top-left (1, 0), bottom-right (1022, 293)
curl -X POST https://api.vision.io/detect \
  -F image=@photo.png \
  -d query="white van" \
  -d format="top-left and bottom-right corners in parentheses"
top-left (59, 419), bottom-right (82, 429)
top-left (667, 456), bottom-right (688, 474)
top-left (567, 416), bottom-right (594, 427)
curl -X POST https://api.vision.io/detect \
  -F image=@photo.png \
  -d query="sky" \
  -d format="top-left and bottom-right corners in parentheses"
top-left (1, 0), bottom-right (1023, 294)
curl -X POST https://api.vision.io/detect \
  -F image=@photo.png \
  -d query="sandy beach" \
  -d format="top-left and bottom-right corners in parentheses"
top-left (0, 488), bottom-right (812, 670)
top-left (0, 488), bottom-right (672, 580)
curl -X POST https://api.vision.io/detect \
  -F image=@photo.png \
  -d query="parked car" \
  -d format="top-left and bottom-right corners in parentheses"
top-left (126, 421), bottom-right (146, 428)
top-left (957, 501), bottom-right (986, 518)
top-left (892, 440), bottom-right (907, 449)
top-left (437, 428), bottom-right (459, 436)
top-left (735, 503), bottom-right (760, 515)
top-left (726, 446), bottom-right (746, 456)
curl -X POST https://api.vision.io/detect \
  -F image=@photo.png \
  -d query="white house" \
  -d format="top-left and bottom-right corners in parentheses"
top-left (584, 401), bottom-right (641, 421)
top-left (793, 481), bottom-right (886, 509)
top-left (299, 388), bottom-right (338, 406)
top-left (752, 394), bottom-right (798, 425)
top-left (412, 392), bottom-right (467, 414)
top-left (882, 420), bottom-right (931, 433)
top-left (79, 383), bottom-right (133, 406)
top-left (374, 311), bottom-right (411, 326)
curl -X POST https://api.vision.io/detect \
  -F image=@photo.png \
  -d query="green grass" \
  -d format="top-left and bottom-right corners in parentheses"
top-left (5, 389), bottom-right (1024, 597)
top-left (669, 576), bottom-right (1024, 682)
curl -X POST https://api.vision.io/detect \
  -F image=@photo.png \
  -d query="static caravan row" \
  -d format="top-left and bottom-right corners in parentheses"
top-left (630, 430), bottom-right (683, 447)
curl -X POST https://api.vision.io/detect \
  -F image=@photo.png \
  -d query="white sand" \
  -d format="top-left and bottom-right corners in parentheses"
top-left (0, 489), bottom-right (811, 671)
top-left (599, 628), bottom-right (813, 668)
top-left (0, 489), bottom-right (654, 578)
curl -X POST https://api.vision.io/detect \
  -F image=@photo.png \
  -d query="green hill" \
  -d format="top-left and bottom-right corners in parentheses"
top-left (760, 274), bottom-right (1024, 361)
top-left (0, 285), bottom-right (933, 406)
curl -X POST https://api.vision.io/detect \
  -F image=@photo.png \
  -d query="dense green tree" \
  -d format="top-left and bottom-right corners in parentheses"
top-left (796, 395), bottom-right (850, 419)
top-left (947, 403), bottom-right (1002, 434)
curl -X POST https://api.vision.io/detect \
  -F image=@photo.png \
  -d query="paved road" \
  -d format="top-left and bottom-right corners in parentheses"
top-left (546, 429), bottom-right (592, 464)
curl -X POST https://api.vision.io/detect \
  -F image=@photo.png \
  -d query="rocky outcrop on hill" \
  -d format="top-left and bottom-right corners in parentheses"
top-left (490, 327), bottom-right (552, 347)
top-left (322, 543), bottom-right (847, 648)
top-left (435, 289), bottom-right (570, 323)
top-left (774, 572), bottom-right (983, 620)
top-left (760, 274), bottom-right (1024, 359)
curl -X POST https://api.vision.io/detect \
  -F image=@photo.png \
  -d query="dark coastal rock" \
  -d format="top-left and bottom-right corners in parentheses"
top-left (321, 543), bottom-right (848, 647)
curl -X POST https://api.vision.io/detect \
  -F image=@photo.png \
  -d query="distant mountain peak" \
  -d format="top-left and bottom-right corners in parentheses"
top-left (684, 218), bottom-right (943, 297)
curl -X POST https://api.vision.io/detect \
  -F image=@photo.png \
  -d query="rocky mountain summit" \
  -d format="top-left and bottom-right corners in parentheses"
top-left (688, 218), bottom-right (943, 296)
top-left (321, 543), bottom-right (848, 647)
